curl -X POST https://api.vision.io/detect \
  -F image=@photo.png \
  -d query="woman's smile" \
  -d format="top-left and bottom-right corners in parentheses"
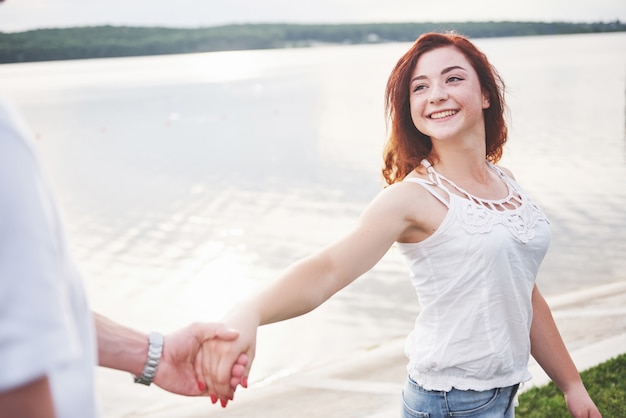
top-left (409, 46), bottom-right (489, 143)
top-left (429, 109), bottom-right (458, 119)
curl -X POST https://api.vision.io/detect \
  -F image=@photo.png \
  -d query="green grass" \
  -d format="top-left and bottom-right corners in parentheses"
top-left (517, 353), bottom-right (626, 417)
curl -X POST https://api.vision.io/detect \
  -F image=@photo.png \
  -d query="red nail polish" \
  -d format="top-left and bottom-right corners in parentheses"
top-left (197, 381), bottom-right (206, 392)
top-left (220, 399), bottom-right (228, 408)
top-left (242, 376), bottom-right (248, 388)
top-left (210, 394), bottom-right (217, 404)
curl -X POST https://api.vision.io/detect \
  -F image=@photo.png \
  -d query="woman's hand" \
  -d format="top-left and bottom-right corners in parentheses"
top-left (195, 309), bottom-right (259, 406)
top-left (564, 383), bottom-right (602, 417)
top-left (153, 322), bottom-right (243, 396)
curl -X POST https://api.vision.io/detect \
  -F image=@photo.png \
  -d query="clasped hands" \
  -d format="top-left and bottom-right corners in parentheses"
top-left (155, 320), bottom-right (253, 408)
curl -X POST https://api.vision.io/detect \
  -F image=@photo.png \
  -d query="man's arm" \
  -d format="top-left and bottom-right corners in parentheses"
top-left (0, 376), bottom-right (56, 418)
top-left (94, 313), bottom-right (150, 377)
top-left (94, 313), bottom-right (247, 396)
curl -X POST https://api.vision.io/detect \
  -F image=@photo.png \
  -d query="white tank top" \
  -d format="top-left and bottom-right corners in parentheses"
top-left (396, 160), bottom-right (551, 391)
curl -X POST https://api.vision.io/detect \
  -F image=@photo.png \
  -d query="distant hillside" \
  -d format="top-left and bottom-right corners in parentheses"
top-left (1, 21), bottom-right (624, 64)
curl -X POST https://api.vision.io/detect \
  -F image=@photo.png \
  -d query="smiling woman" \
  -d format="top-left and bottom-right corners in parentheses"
top-left (0, 31), bottom-right (622, 417)
top-left (408, 50), bottom-right (490, 158)
top-left (194, 32), bottom-right (602, 417)
top-left (383, 33), bottom-right (507, 184)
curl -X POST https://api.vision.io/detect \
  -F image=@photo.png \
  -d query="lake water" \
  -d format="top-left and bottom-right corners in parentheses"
top-left (0, 32), bottom-right (625, 416)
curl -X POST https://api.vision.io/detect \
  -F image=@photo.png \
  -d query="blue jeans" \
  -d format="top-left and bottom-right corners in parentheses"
top-left (401, 377), bottom-right (519, 417)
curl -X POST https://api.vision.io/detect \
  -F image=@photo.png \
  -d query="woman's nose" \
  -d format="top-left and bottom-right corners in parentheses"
top-left (428, 83), bottom-right (448, 103)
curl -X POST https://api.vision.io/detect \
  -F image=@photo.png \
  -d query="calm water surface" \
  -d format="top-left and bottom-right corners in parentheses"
top-left (0, 32), bottom-right (624, 416)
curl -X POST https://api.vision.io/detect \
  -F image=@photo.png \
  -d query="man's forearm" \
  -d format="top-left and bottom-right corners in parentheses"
top-left (94, 312), bottom-right (148, 376)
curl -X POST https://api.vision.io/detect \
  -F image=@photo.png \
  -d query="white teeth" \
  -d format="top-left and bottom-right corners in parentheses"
top-left (430, 110), bottom-right (457, 119)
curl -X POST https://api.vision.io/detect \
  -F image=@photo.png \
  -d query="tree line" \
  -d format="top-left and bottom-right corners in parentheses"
top-left (1, 21), bottom-right (624, 64)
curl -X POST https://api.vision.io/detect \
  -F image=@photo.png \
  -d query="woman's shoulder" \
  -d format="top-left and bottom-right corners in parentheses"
top-left (373, 173), bottom-right (449, 243)
top-left (382, 170), bottom-right (435, 197)
top-left (371, 177), bottom-right (430, 210)
top-left (492, 163), bottom-right (516, 180)
top-left (374, 172), bottom-right (449, 217)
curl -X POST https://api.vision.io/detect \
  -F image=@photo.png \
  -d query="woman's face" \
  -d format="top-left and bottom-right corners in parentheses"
top-left (408, 46), bottom-right (490, 144)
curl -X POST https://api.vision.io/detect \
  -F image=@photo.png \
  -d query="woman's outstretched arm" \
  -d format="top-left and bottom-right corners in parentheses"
top-left (199, 182), bottom-right (425, 404)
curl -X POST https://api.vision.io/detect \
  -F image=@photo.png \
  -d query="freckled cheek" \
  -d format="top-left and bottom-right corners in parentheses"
top-left (409, 100), bottom-right (426, 130)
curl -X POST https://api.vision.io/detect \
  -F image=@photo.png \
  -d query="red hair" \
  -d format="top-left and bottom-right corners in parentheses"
top-left (382, 32), bottom-right (508, 185)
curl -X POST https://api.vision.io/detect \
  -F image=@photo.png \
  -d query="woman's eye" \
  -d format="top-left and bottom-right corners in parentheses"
top-left (412, 84), bottom-right (427, 92)
top-left (447, 76), bottom-right (463, 83)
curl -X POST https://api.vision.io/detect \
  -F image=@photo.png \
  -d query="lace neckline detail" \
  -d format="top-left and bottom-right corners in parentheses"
top-left (421, 160), bottom-right (521, 212)
top-left (419, 160), bottom-right (548, 243)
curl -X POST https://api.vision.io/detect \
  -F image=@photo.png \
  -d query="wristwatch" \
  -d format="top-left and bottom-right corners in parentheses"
top-left (133, 332), bottom-right (164, 386)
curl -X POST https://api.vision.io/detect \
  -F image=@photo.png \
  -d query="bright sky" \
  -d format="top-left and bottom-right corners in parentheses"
top-left (1, 0), bottom-right (625, 32)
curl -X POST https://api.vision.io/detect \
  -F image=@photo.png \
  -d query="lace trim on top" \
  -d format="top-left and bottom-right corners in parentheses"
top-left (420, 160), bottom-right (548, 243)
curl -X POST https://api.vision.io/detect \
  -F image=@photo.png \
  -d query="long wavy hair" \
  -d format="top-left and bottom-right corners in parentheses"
top-left (382, 32), bottom-right (508, 185)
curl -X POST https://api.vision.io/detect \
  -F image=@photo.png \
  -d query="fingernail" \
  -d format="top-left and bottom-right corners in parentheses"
top-left (242, 376), bottom-right (248, 388)
top-left (210, 394), bottom-right (217, 404)
top-left (197, 381), bottom-right (206, 392)
top-left (220, 399), bottom-right (228, 408)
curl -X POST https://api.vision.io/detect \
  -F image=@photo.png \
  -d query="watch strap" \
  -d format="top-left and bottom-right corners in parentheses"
top-left (133, 332), bottom-right (164, 386)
